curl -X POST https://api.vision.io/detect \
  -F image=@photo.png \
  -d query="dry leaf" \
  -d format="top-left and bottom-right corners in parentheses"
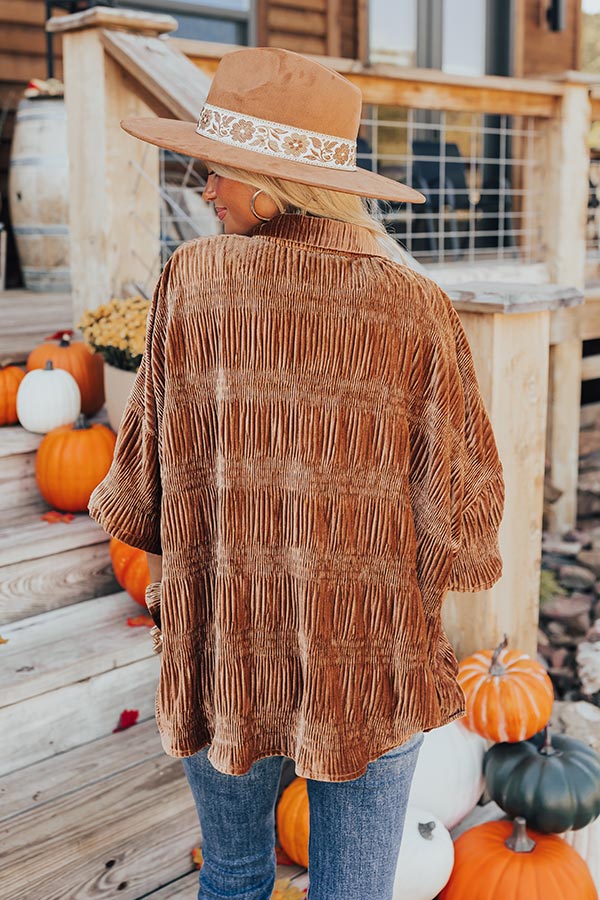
top-left (113, 709), bottom-right (139, 732)
top-left (191, 846), bottom-right (203, 868)
top-left (126, 615), bottom-right (154, 628)
top-left (0, 635), bottom-right (8, 645)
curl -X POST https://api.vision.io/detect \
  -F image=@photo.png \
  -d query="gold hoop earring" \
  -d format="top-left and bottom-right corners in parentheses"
top-left (250, 189), bottom-right (272, 222)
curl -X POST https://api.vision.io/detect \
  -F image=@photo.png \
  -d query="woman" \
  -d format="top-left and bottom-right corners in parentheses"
top-left (88, 47), bottom-right (504, 900)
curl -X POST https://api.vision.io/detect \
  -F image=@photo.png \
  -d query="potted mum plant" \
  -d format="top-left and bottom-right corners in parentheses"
top-left (77, 295), bottom-right (150, 432)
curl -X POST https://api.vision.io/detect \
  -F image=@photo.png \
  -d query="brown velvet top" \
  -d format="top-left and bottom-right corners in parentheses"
top-left (88, 212), bottom-right (505, 782)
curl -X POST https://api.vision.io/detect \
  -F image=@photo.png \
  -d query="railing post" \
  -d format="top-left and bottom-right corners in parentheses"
top-left (46, 7), bottom-right (178, 324)
top-left (440, 285), bottom-right (582, 660)
top-left (539, 76), bottom-right (591, 535)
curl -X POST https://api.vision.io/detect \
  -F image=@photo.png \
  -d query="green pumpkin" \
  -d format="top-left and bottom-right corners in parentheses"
top-left (483, 726), bottom-right (600, 834)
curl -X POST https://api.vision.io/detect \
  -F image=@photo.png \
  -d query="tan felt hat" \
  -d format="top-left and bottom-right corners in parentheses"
top-left (120, 47), bottom-right (425, 204)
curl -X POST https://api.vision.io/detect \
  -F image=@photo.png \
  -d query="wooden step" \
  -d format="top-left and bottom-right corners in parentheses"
top-left (1, 593), bottom-right (160, 775)
top-left (0, 720), bottom-right (308, 900)
top-left (0, 501), bottom-right (119, 623)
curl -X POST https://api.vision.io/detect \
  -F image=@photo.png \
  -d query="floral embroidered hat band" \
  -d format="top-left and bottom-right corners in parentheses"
top-left (120, 47), bottom-right (426, 203)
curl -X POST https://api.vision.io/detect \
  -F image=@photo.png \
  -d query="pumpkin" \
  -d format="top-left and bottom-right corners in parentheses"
top-left (0, 363), bottom-right (25, 425)
top-left (27, 329), bottom-right (104, 416)
top-left (35, 412), bottom-right (116, 511)
top-left (17, 360), bottom-right (81, 434)
top-left (457, 634), bottom-right (554, 742)
top-left (109, 537), bottom-right (150, 606)
top-left (561, 816), bottom-right (600, 894)
top-left (407, 720), bottom-right (487, 829)
top-left (276, 777), bottom-right (309, 868)
top-left (393, 807), bottom-right (454, 900)
top-left (484, 725), bottom-right (600, 833)
top-left (439, 817), bottom-right (597, 899)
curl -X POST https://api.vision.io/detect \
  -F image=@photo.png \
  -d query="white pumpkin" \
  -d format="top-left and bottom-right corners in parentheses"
top-left (16, 360), bottom-right (81, 433)
top-left (407, 720), bottom-right (486, 829)
top-left (393, 806), bottom-right (454, 900)
top-left (560, 816), bottom-right (600, 893)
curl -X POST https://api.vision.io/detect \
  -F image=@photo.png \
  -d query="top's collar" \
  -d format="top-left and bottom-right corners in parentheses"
top-left (250, 213), bottom-right (388, 259)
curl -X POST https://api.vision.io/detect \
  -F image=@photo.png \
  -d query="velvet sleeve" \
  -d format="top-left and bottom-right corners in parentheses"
top-left (406, 281), bottom-right (505, 596)
top-left (87, 258), bottom-right (173, 554)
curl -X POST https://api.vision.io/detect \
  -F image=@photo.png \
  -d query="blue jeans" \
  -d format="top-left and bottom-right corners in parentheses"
top-left (181, 731), bottom-right (424, 900)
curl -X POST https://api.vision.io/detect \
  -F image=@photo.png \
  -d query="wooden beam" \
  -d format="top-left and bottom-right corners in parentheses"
top-left (326, 0), bottom-right (342, 58)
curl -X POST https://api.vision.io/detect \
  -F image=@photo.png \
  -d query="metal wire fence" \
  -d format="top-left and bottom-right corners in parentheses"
top-left (128, 104), bottom-right (546, 295)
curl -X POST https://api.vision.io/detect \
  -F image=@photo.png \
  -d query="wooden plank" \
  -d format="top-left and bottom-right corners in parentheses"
top-left (0, 505), bottom-right (111, 566)
top-left (0, 23), bottom-right (54, 55)
top-left (267, 6), bottom-right (325, 36)
top-left (2, 592), bottom-right (154, 705)
top-left (0, 718), bottom-right (163, 820)
top-left (0, 542), bottom-right (119, 624)
top-left (0, 288), bottom-right (73, 365)
top-left (1, 753), bottom-right (200, 900)
top-left (267, 31), bottom-right (326, 54)
top-left (0, 654), bottom-right (159, 775)
top-left (0, 0), bottom-right (46, 26)
top-left (326, 0), bottom-right (342, 58)
top-left (100, 29), bottom-right (211, 123)
top-left (0, 52), bottom-right (57, 82)
top-left (581, 354), bottom-right (600, 381)
top-left (46, 6), bottom-right (177, 35)
top-left (271, 0), bottom-right (325, 9)
top-left (581, 289), bottom-right (600, 340)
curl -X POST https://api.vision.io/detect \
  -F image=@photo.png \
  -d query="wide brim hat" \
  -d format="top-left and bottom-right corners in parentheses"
top-left (120, 47), bottom-right (425, 204)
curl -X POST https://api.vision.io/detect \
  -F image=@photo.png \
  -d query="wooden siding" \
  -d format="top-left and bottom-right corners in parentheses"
top-left (514, 0), bottom-right (581, 77)
top-left (256, 0), bottom-right (363, 60)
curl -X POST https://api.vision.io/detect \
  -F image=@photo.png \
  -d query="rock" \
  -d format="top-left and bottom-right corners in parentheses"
top-left (579, 471), bottom-right (600, 494)
top-left (577, 549), bottom-right (600, 576)
top-left (579, 430), bottom-right (600, 458)
top-left (542, 534), bottom-right (582, 556)
top-left (551, 699), bottom-right (600, 754)
top-left (558, 564), bottom-right (596, 591)
top-left (563, 528), bottom-right (593, 549)
top-left (576, 641), bottom-right (600, 695)
top-left (540, 593), bottom-right (592, 624)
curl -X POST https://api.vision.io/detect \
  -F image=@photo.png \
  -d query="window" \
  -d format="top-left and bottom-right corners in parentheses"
top-left (113, 0), bottom-right (253, 44)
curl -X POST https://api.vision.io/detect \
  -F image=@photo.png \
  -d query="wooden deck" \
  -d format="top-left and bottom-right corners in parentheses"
top-left (0, 287), bottom-right (73, 366)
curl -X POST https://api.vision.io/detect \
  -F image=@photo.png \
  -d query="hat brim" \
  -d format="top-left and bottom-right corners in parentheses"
top-left (121, 117), bottom-right (426, 204)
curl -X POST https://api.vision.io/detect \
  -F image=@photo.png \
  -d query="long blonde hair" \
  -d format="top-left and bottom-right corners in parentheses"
top-left (207, 161), bottom-right (410, 263)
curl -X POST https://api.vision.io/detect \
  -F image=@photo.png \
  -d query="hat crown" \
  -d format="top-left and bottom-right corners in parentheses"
top-left (205, 47), bottom-right (362, 142)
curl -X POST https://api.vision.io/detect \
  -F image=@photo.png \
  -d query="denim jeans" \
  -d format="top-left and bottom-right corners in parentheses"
top-left (181, 730), bottom-right (424, 900)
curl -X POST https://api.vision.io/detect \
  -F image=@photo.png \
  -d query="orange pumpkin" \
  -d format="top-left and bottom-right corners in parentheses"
top-left (439, 817), bottom-right (597, 899)
top-left (276, 777), bottom-right (309, 868)
top-left (109, 537), bottom-right (150, 606)
top-left (35, 412), bottom-right (116, 511)
top-left (27, 329), bottom-right (104, 416)
top-left (0, 364), bottom-right (25, 425)
top-left (457, 635), bottom-right (554, 742)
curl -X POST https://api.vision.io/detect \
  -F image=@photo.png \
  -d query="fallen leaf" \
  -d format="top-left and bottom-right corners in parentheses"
top-left (113, 709), bottom-right (139, 732)
top-left (41, 510), bottom-right (75, 523)
top-left (126, 615), bottom-right (154, 628)
top-left (272, 878), bottom-right (307, 899)
top-left (191, 846), bottom-right (203, 868)
top-left (0, 635), bottom-right (8, 645)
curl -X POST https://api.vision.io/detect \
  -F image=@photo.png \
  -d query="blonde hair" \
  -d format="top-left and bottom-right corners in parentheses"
top-left (207, 161), bottom-right (410, 264)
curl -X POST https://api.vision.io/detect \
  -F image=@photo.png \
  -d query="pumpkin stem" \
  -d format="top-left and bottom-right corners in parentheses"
top-left (504, 817), bottom-right (536, 853)
top-left (44, 360), bottom-right (54, 370)
top-left (73, 412), bottom-right (91, 430)
top-left (417, 821), bottom-right (436, 840)
top-left (539, 723), bottom-right (559, 757)
top-left (489, 633), bottom-right (509, 676)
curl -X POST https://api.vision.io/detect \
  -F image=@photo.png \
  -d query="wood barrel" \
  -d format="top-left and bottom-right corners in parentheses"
top-left (8, 96), bottom-right (71, 292)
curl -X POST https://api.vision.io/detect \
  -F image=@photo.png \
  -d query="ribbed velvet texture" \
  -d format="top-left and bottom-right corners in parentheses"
top-left (88, 213), bottom-right (505, 782)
